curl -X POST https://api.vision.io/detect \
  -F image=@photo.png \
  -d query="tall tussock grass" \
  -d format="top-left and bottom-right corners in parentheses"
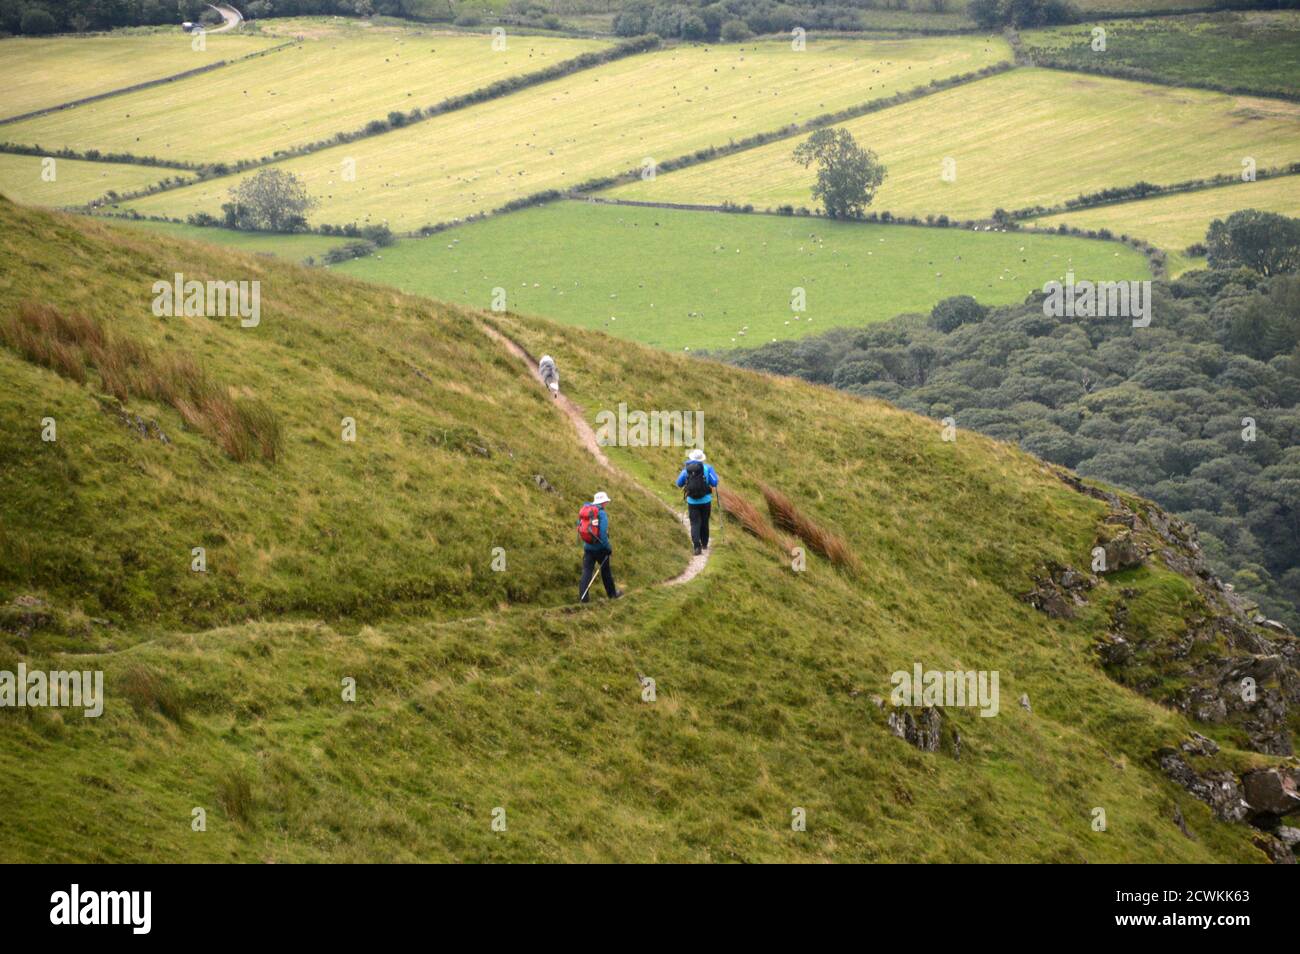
top-left (758, 483), bottom-right (859, 571)
top-left (1, 301), bottom-right (281, 462)
top-left (718, 487), bottom-right (785, 548)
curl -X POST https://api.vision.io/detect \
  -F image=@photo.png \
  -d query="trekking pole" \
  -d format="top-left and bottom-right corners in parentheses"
top-left (580, 559), bottom-right (606, 602)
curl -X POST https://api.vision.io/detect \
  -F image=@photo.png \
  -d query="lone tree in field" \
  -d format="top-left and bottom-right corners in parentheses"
top-left (793, 128), bottom-right (886, 220)
top-left (223, 169), bottom-right (317, 233)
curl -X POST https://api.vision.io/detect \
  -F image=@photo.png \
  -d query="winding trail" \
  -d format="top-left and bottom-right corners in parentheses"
top-left (206, 4), bottom-right (244, 33)
top-left (479, 320), bottom-right (709, 588)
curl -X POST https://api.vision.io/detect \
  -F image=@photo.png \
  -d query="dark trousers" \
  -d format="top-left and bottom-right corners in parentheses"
top-left (688, 502), bottom-right (712, 549)
top-left (580, 547), bottom-right (616, 601)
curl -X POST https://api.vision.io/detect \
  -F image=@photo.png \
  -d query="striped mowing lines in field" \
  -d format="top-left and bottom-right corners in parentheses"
top-left (116, 35), bottom-right (1012, 230)
top-left (0, 153), bottom-right (192, 208)
top-left (607, 68), bottom-right (1300, 222)
top-left (1, 33), bottom-right (611, 165)
top-left (1032, 174), bottom-right (1300, 254)
top-left (0, 32), bottom-right (281, 122)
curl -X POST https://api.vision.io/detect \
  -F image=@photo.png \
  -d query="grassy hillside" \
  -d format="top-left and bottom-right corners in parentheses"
top-left (608, 68), bottom-right (1300, 221)
top-left (0, 199), bottom-right (1276, 862)
top-left (338, 199), bottom-right (1151, 349)
top-left (0, 31), bottom-right (279, 122)
top-left (0, 196), bottom-right (684, 640)
top-left (115, 35), bottom-right (1011, 230)
top-left (1023, 11), bottom-right (1300, 98)
top-left (1032, 174), bottom-right (1300, 255)
top-left (0, 155), bottom-right (191, 208)
top-left (2, 32), bottom-right (610, 165)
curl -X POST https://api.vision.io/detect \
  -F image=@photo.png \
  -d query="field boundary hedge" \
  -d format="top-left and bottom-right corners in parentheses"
top-left (0, 40), bottom-right (300, 127)
top-left (1011, 165), bottom-right (1300, 220)
top-left (1026, 56), bottom-right (1300, 103)
top-left (73, 54), bottom-right (1012, 222)
top-left (10, 35), bottom-right (660, 186)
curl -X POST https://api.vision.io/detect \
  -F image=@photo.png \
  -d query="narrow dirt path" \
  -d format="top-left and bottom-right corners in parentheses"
top-left (479, 321), bottom-right (709, 587)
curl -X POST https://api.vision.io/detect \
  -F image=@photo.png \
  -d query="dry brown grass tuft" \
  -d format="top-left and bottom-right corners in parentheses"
top-left (759, 483), bottom-right (859, 571)
top-left (718, 486), bottom-right (784, 548)
top-left (1, 301), bottom-right (281, 462)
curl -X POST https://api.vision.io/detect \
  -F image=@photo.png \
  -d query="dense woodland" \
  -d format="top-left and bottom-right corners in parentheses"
top-left (720, 212), bottom-right (1300, 627)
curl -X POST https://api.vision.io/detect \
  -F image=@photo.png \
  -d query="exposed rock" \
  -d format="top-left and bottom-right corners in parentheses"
top-left (95, 395), bottom-right (169, 444)
top-left (1096, 632), bottom-right (1132, 666)
top-left (1241, 768), bottom-right (1300, 819)
top-left (0, 595), bottom-right (53, 638)
top-left (1157, 748), bottom-right (1250, 824)
top-left (887, 707), bottom-right (942, 753)
top-left (1019, 693), bottom-right (1031, 713)
top-left (1173, 804), bottom-right (1192, 839)
top-left (1274, 825), bottom-right (1300, 847)
top-left (532, 474), bottom-right (556, 494)
top-left (1253, 834), bottom-right (1296, 864)
top-left (1100, 532), bottom-right (1144, 573)
top-left (1022, 562), bottom-right (1095, 619)
top-left (1180, 732), bottom-right (1219, 757)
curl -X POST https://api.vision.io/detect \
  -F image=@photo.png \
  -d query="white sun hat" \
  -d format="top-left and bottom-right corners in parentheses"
top-left (592, 491), bottom-right (611, 505)
top-left (687, 449), bottom-right (706, 462)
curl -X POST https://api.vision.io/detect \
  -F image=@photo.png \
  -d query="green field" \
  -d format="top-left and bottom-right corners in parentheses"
top-left (0, 30), bottom-right (279, 122)
top-left (1022, 11), bottom-right (1300, 98)
top-left (608, 68), bottom-right (1300, 221)
top-left (116, 34), bottom-right (1012, 230)
top-left (1033, 174), bottom-right (1300, 256)
top-left (0, 153), bottom-right (191, 207)
top-left (2, 32), bottom-right (610, 165)
top-left (0, 200), bottom-right (1269, 862)
top-left (338, 200), bottom-right (1152, 349)
top-left (99, 217), bottom-right (357, 262)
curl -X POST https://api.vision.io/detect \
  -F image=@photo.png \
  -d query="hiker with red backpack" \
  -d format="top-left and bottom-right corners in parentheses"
top-left (576, 491), bottom-right (622, 603)
top-left (675, 448), bottom-right (718, 556)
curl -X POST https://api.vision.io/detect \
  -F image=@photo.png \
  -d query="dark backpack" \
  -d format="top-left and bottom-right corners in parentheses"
top-left (683, 461), bottom-right (709, 499)
top-left (577, 503), bottom-right (603, 545)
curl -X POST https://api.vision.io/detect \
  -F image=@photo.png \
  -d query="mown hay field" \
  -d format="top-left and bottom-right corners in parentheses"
top-left (115, 34), bottom-right (1012, 230)
top-left (338, 200), bottom-right (1151, 350)
top-left (0, 153), bottom-right (190, 207)
top-left (0, 30), bottom-right (280, 121)
top-left (607, 68), bottom-right (1300, 222)
top-left (1, 32), bottom-right (611, 164)
top-left (1032, 174), bottom-right (1300, 256)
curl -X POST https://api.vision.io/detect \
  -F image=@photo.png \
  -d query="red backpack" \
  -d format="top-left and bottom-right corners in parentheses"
top-left (577, 504), bottom-right (603, 545)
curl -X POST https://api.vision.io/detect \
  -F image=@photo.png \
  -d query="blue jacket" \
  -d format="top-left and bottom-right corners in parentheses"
top-left (676, 461), bottom-right (719, 505)
top-left (579, 503), bottom-right (610, 551)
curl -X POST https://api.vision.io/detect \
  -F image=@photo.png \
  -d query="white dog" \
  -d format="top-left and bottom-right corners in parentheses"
top-left (538, 354), bottom-right (559, 398)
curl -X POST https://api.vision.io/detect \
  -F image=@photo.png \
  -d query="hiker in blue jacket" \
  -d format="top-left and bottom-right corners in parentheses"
top-left (675, 448), bottom-right (718, 555)
top-left (576, 491), bottom-right (622, 603)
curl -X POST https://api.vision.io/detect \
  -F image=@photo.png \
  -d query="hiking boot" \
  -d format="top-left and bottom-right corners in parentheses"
top-left (611, 590), bottom-right (624, 599)
top-left (693, 545), bottom-right (702, 556)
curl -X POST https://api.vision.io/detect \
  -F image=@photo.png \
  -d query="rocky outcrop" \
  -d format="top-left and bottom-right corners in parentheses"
top-left (1022, 562), bottom-right (1096, 619)
top-left (1036, 467), bottom-right (1300, 861)
top-left (883, 704), bottom-right (962, 759)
